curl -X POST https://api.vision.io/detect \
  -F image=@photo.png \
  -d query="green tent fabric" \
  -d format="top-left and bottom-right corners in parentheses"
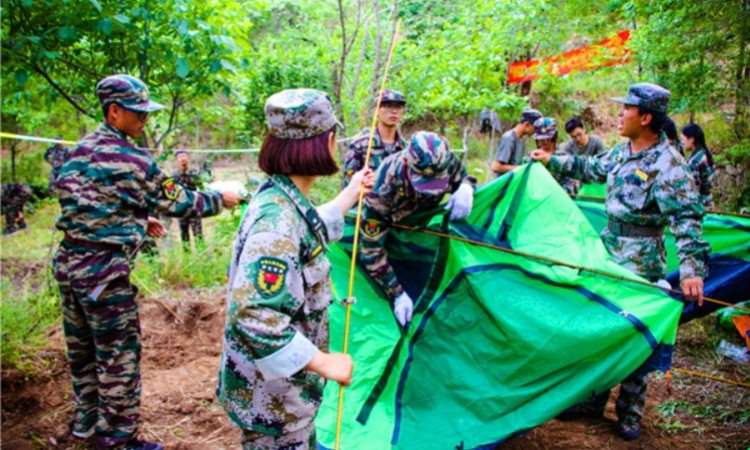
top-left (316, 164), bottom-right (682, 449)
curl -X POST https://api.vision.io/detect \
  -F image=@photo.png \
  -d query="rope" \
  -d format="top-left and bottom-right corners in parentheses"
top-left (0, 131), bottom-right (76, 145)
top-left (334, 19), bottom-right (401, 450)
top-left (671, 367), bottom-right (750, 389)
top-left (388, 222), bottom-right (750, 313)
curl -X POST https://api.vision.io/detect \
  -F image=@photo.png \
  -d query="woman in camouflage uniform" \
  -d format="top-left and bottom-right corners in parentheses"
top-left (217, 88), bottom-right (374, 450)
top-left (681, 123), bottom-right (716, 209)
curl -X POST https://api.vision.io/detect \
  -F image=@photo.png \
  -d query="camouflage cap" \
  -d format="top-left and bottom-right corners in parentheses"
top-left (533, 117), bottom-right (557, 140)
top-left (174, 149), bottom-right (188, 157)
top-left (95, 74), bottom-right (165, 113)
top-left (264, 88), bottom-right (342, 139)
top-left (611, 82), bottom-right (670, 113)
top-left (405, 131), bottom-right (452, 194)
top-left (520, 108), bottom-right (543, 124)
top-left (376, 89), bottom-right (406, 105)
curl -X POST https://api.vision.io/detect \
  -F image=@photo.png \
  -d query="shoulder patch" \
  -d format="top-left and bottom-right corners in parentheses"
top-left (162, 178), bottom-right (182, 200)
top-left (363, 218), bottom-right (382, 238)
top-left (255, 256), bottom-right (289, 298)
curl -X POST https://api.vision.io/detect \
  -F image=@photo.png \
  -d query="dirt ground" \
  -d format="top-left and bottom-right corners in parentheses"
top-left (2, 288), bottom-right (749, 450)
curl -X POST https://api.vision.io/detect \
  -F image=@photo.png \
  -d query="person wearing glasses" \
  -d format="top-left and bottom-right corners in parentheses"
top-left (53, 74), bottom-right (241, 450)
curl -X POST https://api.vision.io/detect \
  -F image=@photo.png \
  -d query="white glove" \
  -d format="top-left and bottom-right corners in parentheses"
top-left (445, 182), bottom-right (474, 221)
top-left (393, 292), bottom-right (414, 327)
top-left (655, 279), bottom-right (672, 290)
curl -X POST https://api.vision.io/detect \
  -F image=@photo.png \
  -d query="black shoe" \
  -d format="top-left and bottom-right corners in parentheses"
top-left (616, 420), bottom-right (641, 441)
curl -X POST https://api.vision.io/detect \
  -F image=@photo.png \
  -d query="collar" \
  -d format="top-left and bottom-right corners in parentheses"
top-left (623, 135), bottom-right (667, 165)
top-left (374, 126), bottom-right (406, 148)
top-left (270, 175), bottom-right (330, 248)
top-left (98, 122), bottom-right (129, 142)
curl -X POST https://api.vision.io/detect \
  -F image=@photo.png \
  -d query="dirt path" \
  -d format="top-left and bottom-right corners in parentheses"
top-left (2, 288), bottom-right (748, 449)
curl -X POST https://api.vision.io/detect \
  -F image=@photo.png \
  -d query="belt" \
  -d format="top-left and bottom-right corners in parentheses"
top-left (62, 234), bottom-right (125, 252)
top-left (607, 219), bottom-right (663, 238)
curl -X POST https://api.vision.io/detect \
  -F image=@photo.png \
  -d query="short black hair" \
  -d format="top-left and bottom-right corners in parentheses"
top-left (637, 106), bottom-right (668, 134)
top-left (565, 117), bottom-right (584, 134)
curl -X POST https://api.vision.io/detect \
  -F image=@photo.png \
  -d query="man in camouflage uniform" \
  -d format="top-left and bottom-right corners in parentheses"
top-left (529, 117), bottom-right (579, 197)
top-left (360, 131), bottom-right (476, 327)
top-left (44, 142), bottom-right (71, 194)
top-left (531, 82), bottom-right (709, 440)
top-left (53, 74), bottom-right (240, 450)
top-left (217, 88), bottom-right (361, 450)
top-left (1, 183), bottom-right (33, 234)
top-left (491, 108), bottom-right (542, 177)
top-left (341, 88), bottom-right (407, 188)
top-left (172, 149), bottom-right (205, 247)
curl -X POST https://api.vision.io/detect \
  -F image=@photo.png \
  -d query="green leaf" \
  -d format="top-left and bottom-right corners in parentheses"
top-left (114, 14), bottom-right (131, 25)
top-left (97, 18), bottom-right (113, 35)
top-left (21, 0), bottom-right (32, 7)
top-left (41, 50), bottom-right (60, 59)
top-left (57, 26), bottom-right (77, 42)
top-left (220, 59), bottom-right (236, 72)
top-left (177, 20), bottom-right (189, 36)
top-left (176, 57), bottom-right (189, 78)
top-left (88, 0), bottom-right (102, 12)
top-left (15, 70), bottom-right (28, 86)
top-left (209, 60), bottom-right (222, 73)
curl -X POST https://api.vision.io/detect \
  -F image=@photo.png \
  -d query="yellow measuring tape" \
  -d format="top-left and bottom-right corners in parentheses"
top-left (334, 20), bottom-right (402, 450)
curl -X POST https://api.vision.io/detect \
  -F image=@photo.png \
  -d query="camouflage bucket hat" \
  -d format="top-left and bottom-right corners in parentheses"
top-left (376, 88), bottom-right (406, 106)
top-left (405, 131), bottom-right (451, 194)
top-left (96, 74), bottom-right (165, 113)
top-left (533, 117), bottom-right (557, 140)
top-left (611, 82), bottom-right (670, 113)
top-left (264, 88), bottom-right (342, 140)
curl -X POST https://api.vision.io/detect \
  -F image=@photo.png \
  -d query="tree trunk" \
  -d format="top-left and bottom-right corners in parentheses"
top-left (10, 143), bottom-right (18, 182)
top-left (733, 0), bottom-right (750, 140)
top-left (347, 10), bottom-right (371, 129)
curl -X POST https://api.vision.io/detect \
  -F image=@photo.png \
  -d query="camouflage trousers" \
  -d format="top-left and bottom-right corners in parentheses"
top-left (3, 207), bottom-right (26, 233)
top-left (59, 278), bottom-right (141, 448)
top-left (241, 423), bottom-right (316, 450)
top-left (179, 217), bottom-right (203, 246)
top-left (566, 371), bottom-right (647, 424)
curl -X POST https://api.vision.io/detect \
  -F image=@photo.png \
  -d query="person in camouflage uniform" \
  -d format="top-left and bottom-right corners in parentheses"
top-left (531, 82), bottom-right (709, 441)
top-left (681, 123), bottom-right (716, 209)
top-left (359, 131), bottom-right (476, 327)
top-left (528, 117), bottom-right (579, 197)
top-left (491, 108), bottom-right (542, 177)
top-left (340, 88), bottom-right (407, 188)
top-left (53, 74), bottom-right (240, 450)
top-left (217, 88), bottom-right (373, 450)
top-left (172, 149), bottom-right (205, 247)
top-left (1, 183), bottom-right (33, 234)
top-left (44, 142), bottom-right (71, 194)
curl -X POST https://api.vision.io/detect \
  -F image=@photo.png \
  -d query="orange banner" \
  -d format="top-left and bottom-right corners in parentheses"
top-left (508, 30), bottom-right (632, 84)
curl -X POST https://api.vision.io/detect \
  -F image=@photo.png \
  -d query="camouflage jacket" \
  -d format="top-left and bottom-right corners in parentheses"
top-left (341, 127), bottom-right (406, 188)
top-left (524, 148), bottom-right (579, 197)
top-left (217, 174), bottom-right (344, 435)
top-left (548, 136), bottom-right (709, 281)
top-left (172, 167), bottom-right (204, 191)
top-left (687, 147), bottom-right (715, 210)
top-left (360, 151), bottom-right (472, 300)
top-left (53, 123), bottom-right (223, 290)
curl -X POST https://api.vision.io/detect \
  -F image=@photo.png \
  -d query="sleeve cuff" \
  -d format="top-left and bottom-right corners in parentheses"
top-left (254, 331), bottom-right (318, 380)
top-left (317, 202), bottom-right (345, 243)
